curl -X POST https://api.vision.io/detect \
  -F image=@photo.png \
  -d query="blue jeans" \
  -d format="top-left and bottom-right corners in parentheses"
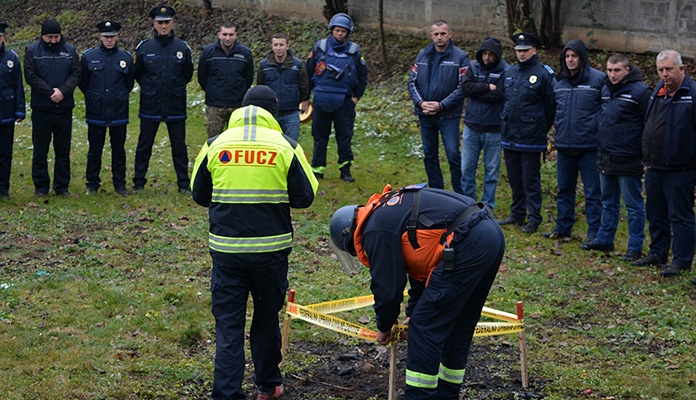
top-left (644, 168), bottom-right (696, 268)
top-left (419, 115), bottom-right (462, 194)
top-left (276, 111), bottom-right (301, 142)
top-left (554, 150), bottom-right (601, 237)
top-left (460, 125), bottom-right (501, 209)
top-left (595, 173), bottom-right (645, 252)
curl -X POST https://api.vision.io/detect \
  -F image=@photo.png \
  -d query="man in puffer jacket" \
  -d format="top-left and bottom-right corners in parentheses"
top-left (543, 39), bottom-right (605, 246)
top-left (591, 53), bottom-right (651, 260)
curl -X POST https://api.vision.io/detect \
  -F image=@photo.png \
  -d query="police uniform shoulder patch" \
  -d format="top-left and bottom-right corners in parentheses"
top-left (543, 64), bottom-right (555, 74)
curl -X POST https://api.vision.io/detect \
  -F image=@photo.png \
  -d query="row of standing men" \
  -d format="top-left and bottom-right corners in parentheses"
top-left (0, 6), bottom-right (367, 199)
top-left (409, 21), bottom-right (696, 281)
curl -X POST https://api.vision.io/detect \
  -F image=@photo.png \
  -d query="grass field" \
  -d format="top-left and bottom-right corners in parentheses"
top-left (1, 29), bottom-right (695, 400)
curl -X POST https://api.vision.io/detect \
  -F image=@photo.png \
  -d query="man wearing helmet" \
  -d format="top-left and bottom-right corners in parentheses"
top-left (306, 12), bottom-right (368, 182)
top-left (330, 184), bottom-right (505, 400)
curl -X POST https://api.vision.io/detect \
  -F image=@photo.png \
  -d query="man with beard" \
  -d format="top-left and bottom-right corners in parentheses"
top-left (198, 22), bottom-right (254, 138)
top-left (24, 19), bottom-right (80, 196)
top-left (132, 5), bottom-right (193, 194)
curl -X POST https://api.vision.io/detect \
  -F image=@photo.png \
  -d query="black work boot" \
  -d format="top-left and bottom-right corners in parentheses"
top-left (340, 164), bottom-right (355, 182)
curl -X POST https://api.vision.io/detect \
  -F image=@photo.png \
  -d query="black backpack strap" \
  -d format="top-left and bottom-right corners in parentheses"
top-left (407, 190), bottom-right (422, 249)
top-left (440, 203), bottom-right (485, 244)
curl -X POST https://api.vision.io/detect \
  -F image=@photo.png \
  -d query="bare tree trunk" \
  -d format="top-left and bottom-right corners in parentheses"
top-left (379, 0), bottom-right (388, 64)
top-left (505, 0), bottom-right (538, 37)
top-left (553, 0), bottom-right (562, 46)
top-left (323, 0), bottom-right (349, 22)
top-left (518, 0), bottom-right (538, 36)
top-left (203, 0), bottom-right (213, 14)
top-left (539, 0), bottom-right (552, 46)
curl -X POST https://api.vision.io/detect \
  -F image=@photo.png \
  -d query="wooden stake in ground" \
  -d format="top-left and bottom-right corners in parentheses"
top-left (388, 340), bottom-right (397, 400)
top-left (517, 301), bottom-right (529, 388)
top-left (280, 289), bottom-right (296, 365)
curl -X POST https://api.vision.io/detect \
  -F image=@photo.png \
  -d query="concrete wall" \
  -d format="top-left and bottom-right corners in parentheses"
top-left (198, 0), bottom-right (696, 57)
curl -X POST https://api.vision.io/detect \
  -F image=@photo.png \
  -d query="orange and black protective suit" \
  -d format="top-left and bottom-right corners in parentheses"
top-left (353, 185), bottom-right (505, 399)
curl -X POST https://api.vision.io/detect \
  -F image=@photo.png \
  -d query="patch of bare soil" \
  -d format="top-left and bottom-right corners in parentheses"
top-left (273, 338), bottom-right (546, 399)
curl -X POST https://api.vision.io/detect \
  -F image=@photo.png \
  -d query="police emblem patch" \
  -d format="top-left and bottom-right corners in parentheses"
top-left (6, 60), bottom-right (13, 68)
top-left (529, 75), bottom-right (537, 84)
top-left (119, 60), bottom-right (126, 68)
top-left (176, 51), bottom-right (183, 59)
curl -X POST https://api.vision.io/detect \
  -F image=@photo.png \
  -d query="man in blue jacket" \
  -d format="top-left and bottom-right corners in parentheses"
top-left (257, 33), bottom-right (309, 141)
top-left (588, 54), bottom-right (651, 260)
top-left (497, 33), bottom-right (554, 234)
top-left (198, 21), bottom-right (254, 138)
top-left (79, 21), bottom-right (134, 196)
top-left (306, 13), bottom-right (367, 182)
top-left (0, 22), bottom-right (25, 200)
top-left (133, 5), bottom-right (193, 194)
top-left (24, 19), bottom-right (80, 197)
top-left (543, 39), bottom-right (605, 245)
top-left (636, 50), bottom-right (696, 281)
top-left (408, 20), bottom-right (469, 194)
top-left (459, 37), bottom-right (509, 210)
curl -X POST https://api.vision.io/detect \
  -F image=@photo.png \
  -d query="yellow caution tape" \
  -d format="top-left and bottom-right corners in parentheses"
top-left (287, 302), bottom-right (524, 341)
top-left (303, 293), bottom-right (521, 323)
top-left (474, 322), bottom-right (524, 337)
top-left (287, 302), bottom-right (378, 341)
top-left (305, 294), bottom-right (377, 314)
top-left (480, 307), bottom-right (521, 323)
top-left (304, 290), bottom-right (409, 314)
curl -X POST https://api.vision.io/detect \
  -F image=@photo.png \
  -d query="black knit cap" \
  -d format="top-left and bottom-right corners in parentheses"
top-left (242, 85), bottom-right (279, 116)
top-left (41, 19), bottom-right (61, 35)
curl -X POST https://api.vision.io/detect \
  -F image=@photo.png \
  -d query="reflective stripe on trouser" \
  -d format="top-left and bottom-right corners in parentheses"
top-left (405, 369), bottom-right (438, 389)
top-left (405, 364), bottom-right (465, 391)
top-left (404, 219), bottom-right (505, 400)
top-left (209, 232), bottom-right (293, 253)
top-left (439, 363), bottom-right (465, 384)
